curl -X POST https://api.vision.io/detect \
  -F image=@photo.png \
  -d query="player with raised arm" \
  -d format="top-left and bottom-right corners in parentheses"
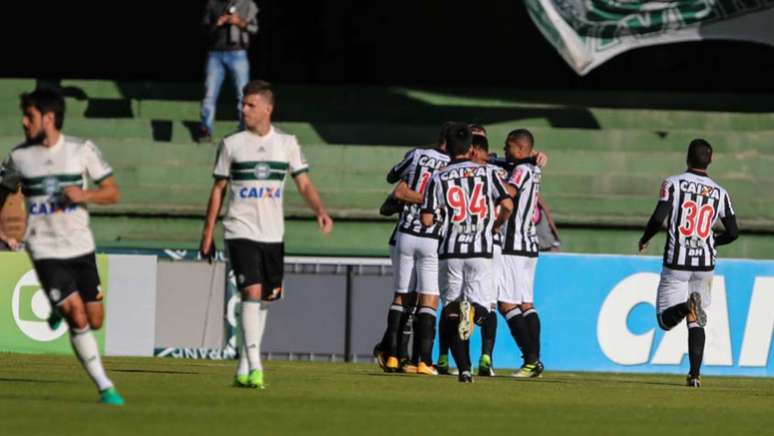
top-left (421, 123), bottom-right (513, 383)
top-left (0, 88), bottom-right (124, 405)
top-left (639, 139), bottom-right (738, 387)
top-left (200, 80), bottom-right (333, 389)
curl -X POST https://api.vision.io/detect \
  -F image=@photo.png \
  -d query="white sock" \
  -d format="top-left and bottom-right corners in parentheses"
top-left (70, 327), bottom-right (113, 392)
top-left (241, 301), bottom-right (268, 372)
top-left (236, 341), bottom-right (249, 377)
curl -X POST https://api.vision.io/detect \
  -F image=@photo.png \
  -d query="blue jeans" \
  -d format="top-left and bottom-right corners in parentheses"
top-left (201, 50), bottom-right (250, 135)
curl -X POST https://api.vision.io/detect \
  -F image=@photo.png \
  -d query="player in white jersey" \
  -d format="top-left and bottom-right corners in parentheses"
top-left (199, 80), bottom-right (333, 389)
top-left (422, 123), bottom-right (513, 383)
top-left (497, 129), bottom-right (545, 378)
top-left (378, 123), bottom-right (451, 375)
top-left (639, 139), bottom-right (738, 387)
top-left (0, 88), bottom-right (124, 405)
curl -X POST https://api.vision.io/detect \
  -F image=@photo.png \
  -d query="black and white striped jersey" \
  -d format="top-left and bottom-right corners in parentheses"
top-left (487, 163), bottom-right (509, 247)
top-left (501, 162), bottom-right (541, 257)
top-left (660, 170), bottom-right (734, 271)
top-left (422, 160), bottom-right (510, 259)
top-left (389, 147), bottom-right (449, 239)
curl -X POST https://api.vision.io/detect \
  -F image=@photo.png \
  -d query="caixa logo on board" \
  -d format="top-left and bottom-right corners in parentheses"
top-left (597, 273), bottom-right (774, 368)
top-left (12, 269), bottom-right (68, 341)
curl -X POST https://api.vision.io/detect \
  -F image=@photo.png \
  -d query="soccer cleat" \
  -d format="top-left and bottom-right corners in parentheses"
top-left (233, 374), bottom-right (250, 387)
top-left (458, 301), bottom-right (475, 341)
top-left (458, 371), bottom-right (474, 383)
top-left (511, 362), bottom-right (543, 378)
top-left (477, 354), bottom-right (495, 377)
top-left (399, 359), bottom-right (418, 374)
top-left (98, 387), bottom-right (125, 406)
top-left (687, 292), bottom-right (707, 327)
top-left (686, 375), bottom-right (701, 388)
top-left (247, 369), bottom-right (265, 389)
top-left (436, 355), bottom-right (450, 374)
top-left (373, 344), bottom-right (386, 370)
top-left (416, 362), bottom-right (438, 376)
top-left (385, 356), bottom-right (400, 373)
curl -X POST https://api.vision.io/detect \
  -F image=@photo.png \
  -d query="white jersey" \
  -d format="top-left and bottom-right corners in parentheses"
top-left (660, 170), bottom-right (734, 271)
top-left (212, 126), bottom-right (309, 243)
top-left (0, 135), bottom-right (113, 260)
top-left (390, 147), bottom-right (449, 239)
top-left (487, 163), bottom-right (509, 247)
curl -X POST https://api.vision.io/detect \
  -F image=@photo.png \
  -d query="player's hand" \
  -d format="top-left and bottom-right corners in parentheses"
top-left (216, 15), bottom-right (229, 26)
top-left (534, 151), bottom-right (548, 168)
top-left (227, 13), bottom-right (242, 25)
top-left (199, 237), bottom-right (216, 263)
top-left (63, 186), bottom-right (89, 204)
top-left (638, 240), bottom-right (648, 253)
top-left (317, 212), bottom-right (334, 235)
top-left (1, 237), bottom-right (20, 251)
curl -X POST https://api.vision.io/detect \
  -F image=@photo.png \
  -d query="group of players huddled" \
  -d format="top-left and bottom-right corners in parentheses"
top-left (373, 122), bottom-right (548, 383)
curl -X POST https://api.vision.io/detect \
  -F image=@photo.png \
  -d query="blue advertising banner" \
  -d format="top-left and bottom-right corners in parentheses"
top-left (458, 253), bottom-right (774, 377)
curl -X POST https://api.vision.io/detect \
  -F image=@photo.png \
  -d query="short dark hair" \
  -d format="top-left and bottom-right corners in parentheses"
top-left (469, 123), bottom-right (487, 136)
top-left (687, 138), bottom-right (713, 169)
top-left (506, 128), bottom-right (534, 148)
top-left (243, 80), bottom-right (275, 105)
top-left (20, 87), bottom-right (65, 130)
top-left (445, 123), bottom-right (472, 157)
top-left (437, 121), bottom-right (456, 146)
top-left (471, 134), bottom-right (488, 152)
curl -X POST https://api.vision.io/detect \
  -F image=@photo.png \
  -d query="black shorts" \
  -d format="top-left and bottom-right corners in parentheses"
top-left (32, 252), bottom-right (102, 306)
top-left (226, 239), bottom-right (284, 301)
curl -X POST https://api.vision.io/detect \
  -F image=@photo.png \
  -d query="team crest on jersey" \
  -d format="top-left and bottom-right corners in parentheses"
top-left (254, 163), bottom-right (271, 180)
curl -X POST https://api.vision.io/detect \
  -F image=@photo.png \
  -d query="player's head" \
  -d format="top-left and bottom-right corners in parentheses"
top-left (469, 123), bottom-right (487, 137)
top-left (436, 121), bottom-right (456, 152)
top-left (19, 87), bottom-right (65, 142)
top-left (242, 80), bottom-right (275, 130)
top-left (470, 134), bottom-right (489, 164)
top-left (445, 123), bottom-right (473, 158)
top-left (686, 138), bottom-right (713, 170)
top-left (504, 128), bottom-right (534, 161)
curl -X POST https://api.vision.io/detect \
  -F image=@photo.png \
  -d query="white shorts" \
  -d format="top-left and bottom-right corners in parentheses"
top-left (499, 255), bottom-right (537, 305)
top-left (656, 267), bottom-right (713, 314)
top-left (491, 245), bottom-right (504, 310)
top-left (389, 244), bottom-right (416, 294)
top-left (440, 257), bottom-right (493, 310)
top-left (394, 232), bottom-right (439, 295)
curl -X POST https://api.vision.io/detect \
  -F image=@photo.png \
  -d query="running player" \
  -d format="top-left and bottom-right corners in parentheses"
top-left (639, 138), bottom-right (738, 387)
top-left (422, 123), bottom-right (513, 383)
top-left (200, 80), bottom-right (333, 389)
top-left (0, 88), bottom-right (124, 405)
top-left (378, 123), bottom-right (451, 375)
top-left (498, 129), bottom-right (545, 378)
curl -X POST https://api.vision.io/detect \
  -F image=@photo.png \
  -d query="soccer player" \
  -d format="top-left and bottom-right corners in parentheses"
top-left (421, 123), bottom-right (513, 383)
top-left (378, 123), bottom-right (451, 375)
top-left (497, 129), bottom-right (545, 378)
top-left (638, 138), bottom-right (738, 387)
top-left (0, 88), bottom-right (124, 405)
top-left (200, 80), bottom-right (334, 389)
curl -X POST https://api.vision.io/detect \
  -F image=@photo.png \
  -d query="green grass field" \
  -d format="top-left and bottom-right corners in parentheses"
top-left (1, 354), bottom-right (773, 435)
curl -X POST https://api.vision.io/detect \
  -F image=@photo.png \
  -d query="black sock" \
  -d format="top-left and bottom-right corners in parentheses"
top-left (481, 311), bottom-right (497, 358)
top-left (411, 314), bottom-right (420, 364)
top-left (438, 306), bottom-right (450, 359)
top-left (505, 308), bottom-right (530, 363)
top-left (524, 309), bottom-right (541, 362)
top-left (397, 307), bottom-right (413, 361)
top-left (385, 304), bottom-right (405, 357)
top-left (688, 325), bottom-right (705, 378)
top-left (660, 303), bottom-right (689, 330)
top-left (445, 309), bottom-right (471, 373)
top-left (415, 306), bottom-right (437, 365)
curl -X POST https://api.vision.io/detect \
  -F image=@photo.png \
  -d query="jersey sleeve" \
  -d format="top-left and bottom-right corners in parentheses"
top-left (212, 140), bottom-right (232, 179)
top-left (83, 141), bottom-right (113, 184)
top-left (421, 173), bottom-right (440, 214)
top-left (718, 190), bottom-right (735, 219)
top-left (0, 152), bottom-right (20, 191)
top-left (659, 178), bottom-right (674, 202)
top-left (507, 165), bottom-right (532, 192)
top-left (387, 150), bottom-right (414, 183)
top-left (490, 168), bottom-right (510, 204)
top-left (288, 137), bottom-right (310, 177)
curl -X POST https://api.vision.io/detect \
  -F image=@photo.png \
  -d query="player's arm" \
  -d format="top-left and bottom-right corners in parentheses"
top-left (419, 175), bottom-right (438, 227)
top-left (0, 156), bottom-right (22, 249)
top-left (493, 197), bottom-right (513, 231)
top-left (0, 189), bottom-right (21, 249)
top-left (392, 180), bottom-right (423, 204)
top-left (387, 151), bottom-right (414, 184)
top-left (294, 173), bottom-right (333, 234)
top-left (63, 176), bottom-right (120, 205)
top-left (715, 194), bottom-right (738, 246)
top-left (639, 180), bottom-right (673, 253)
top-left (538, 194), bottom-right (560, 243)
top-left (200, 178), bottom-right (228, 259)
